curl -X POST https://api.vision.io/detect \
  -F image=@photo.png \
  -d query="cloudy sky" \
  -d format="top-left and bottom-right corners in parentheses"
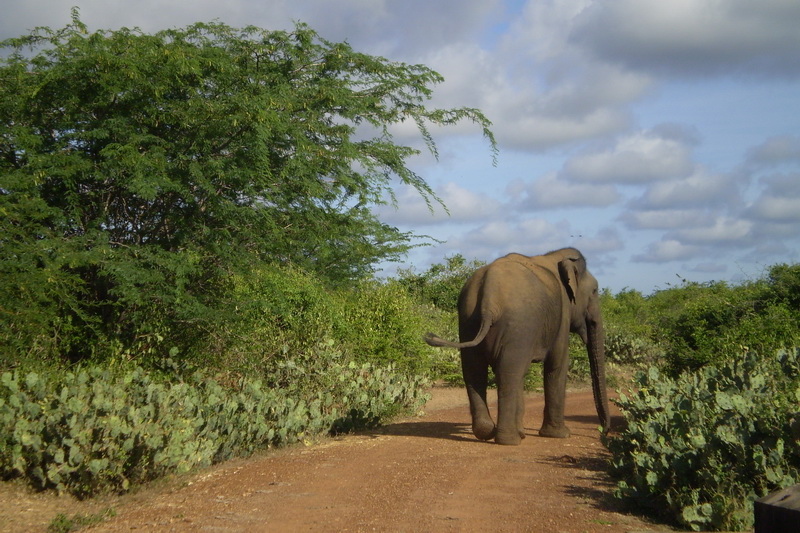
top-left (3, 0), bottom-right (799, 292)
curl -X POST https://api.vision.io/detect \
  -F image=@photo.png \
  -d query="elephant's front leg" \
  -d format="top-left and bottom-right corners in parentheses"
top-left (461, 348), bottom-right (495, 441)
top-left (540, 345), bottom-right (571, 438)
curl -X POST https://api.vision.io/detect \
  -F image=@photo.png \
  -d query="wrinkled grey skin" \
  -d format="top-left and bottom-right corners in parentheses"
top-left (425, 248), bottom-right (610, 445)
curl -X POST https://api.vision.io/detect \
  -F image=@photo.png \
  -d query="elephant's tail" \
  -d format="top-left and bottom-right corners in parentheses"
top-left (424, 316), bottom-right (492, 349)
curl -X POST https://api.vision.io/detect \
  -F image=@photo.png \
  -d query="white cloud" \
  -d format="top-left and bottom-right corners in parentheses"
top-left (634, 240), bottom-right (702, 263)
top-left (564, 130), bottom-right (694, 183)
top-left (496, 107), bottom-right (631, 151)
top-left (622, 209), bottom-right (712, 231)
top-left (486, 1), bottom-right (652, 151)
top-left (746, 135), bottom-right (800, 167)
top-left (502, 0), bottom-right (590, 62)
top-left (420, 45), bottom-right (645, 151)
top-left (689, 262), bottom-right (729, 274)
top-left (439, 217), bottom-right (569, 259)
top-left (636, 167), bottom-right (739, 209)
top-left (749, 196), bottom-right (800, 223)
top-left (520, 174), bottom-right (620, 210)
top-left (0, 0), bottom-right (504, 59)
top-left (747, 172), bottom-right (800, 223)
top-left (759, 171), bottom-right (800, 196)
top-left (512, 173), bottom-right (619, 209)
top-left (378, 182), bottom-right (500, 226)
top-left (577, 226), bottom-right (623, 255)
top-left (571, 0), bottom-right (800, 78)
top-left (672, 217), bottom-right (754, 245)
top-left (321, 0), bottom-right (503, 58)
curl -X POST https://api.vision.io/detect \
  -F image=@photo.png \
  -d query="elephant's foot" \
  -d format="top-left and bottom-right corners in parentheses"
top-left (472, 419), bottom-right (496, 441)
top-left (495, 428), bottom-right (523, 446)
top-left (539, 423), bottom-right (570, 438)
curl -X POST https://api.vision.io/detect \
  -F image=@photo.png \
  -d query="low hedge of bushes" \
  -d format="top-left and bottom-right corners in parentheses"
top-left (604, 348), bottom-right (800, 531)
top-left (0, 344), bottom-right (428, 497)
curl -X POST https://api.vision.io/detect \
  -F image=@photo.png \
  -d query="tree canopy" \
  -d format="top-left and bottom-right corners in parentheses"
top-left (0, 11), bottom-right (496, 363)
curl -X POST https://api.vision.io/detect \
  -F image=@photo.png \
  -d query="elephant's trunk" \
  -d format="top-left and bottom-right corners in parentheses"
top-left (586, 316), bottom-right (611, 433)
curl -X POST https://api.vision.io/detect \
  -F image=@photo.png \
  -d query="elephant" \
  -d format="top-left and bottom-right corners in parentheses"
top-left (424, 248), bottom-right (610, 445)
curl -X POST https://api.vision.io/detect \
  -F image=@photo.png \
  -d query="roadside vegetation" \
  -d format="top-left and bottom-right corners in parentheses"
top-left (600, 265), bottom-right (800, 531)
top-left (0, 12), bottom-right (492, 500)
top-left (2, 11), bottom-right (799, 533)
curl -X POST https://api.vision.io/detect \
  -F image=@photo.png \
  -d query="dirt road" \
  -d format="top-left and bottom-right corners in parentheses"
top-left (3, 387), bottom-right (671, 532)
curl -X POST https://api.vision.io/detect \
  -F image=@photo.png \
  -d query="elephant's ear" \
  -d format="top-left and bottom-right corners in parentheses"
top-left (557, 258), bottom-right (580, 304)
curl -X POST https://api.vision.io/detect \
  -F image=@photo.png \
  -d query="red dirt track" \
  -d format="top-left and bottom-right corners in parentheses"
top-left (2, 387), bottom-right (672, 532)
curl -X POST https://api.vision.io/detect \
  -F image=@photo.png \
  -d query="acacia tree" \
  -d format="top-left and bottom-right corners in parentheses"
top-left (0, 11), bottom-right (496, 363)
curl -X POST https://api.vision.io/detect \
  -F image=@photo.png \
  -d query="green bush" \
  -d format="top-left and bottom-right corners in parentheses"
top-left (599, 289), bottom-right (661, 367)
top-left (647, 276), bottom-right (800, 375)
top-left (397, 255), bottom-right (484, 312)
top-left (216, 265), bottom-right (346, 372)
top-left (765, 263), bottom-right (800, 309)
top-left (0, 347), bottom-right (428, 497)
top-left (604, 348), bottom-right (800, 531)
top-left (209, 267), bottom-right (440, 380)
top-left (338, 280), bottom-right (437, 376)
top-left (412, 303), bottom-right (461, 384)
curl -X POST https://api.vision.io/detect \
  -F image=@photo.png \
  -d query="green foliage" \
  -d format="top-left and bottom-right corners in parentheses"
top-left (649, 279), bottom-right (800, 374)
top-left (47, 508), bottom-right (116, 533)
top-left (605, 349), bottom-right (800, 531)
top-left (222, 265), bottom-right (345, 364)
top-left (0, 350), bottom-right (428, 497)
top-left (599, 289), bottom-right (662, 366)
top-left (595, 264), bottom-right (800, 376)
top-left (395, 255), bottom-right (488, 383)
top-left (0, 12), bottom-right (495, 365)
top-left (338, 280), bottom-right (437, 375)
top-left (397, 254), bottom-right (485, 312)
top-left (765, 263), bottom-right (800, 309)
top-left (417, 303), bottom-right (462, 384)
top-left (209, 265), bottom-right (438, 379)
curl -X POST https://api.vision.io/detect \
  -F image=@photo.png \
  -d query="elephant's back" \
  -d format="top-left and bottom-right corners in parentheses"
top-left (482, 259), bottom-right (565, 337)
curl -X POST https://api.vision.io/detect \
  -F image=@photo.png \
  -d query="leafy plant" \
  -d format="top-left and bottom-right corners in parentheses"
top-left (605, 348), bottom-right (800, 531)
top-left (0, 349), bottom-right (429, 497)
top-left (47, 508), bottom-right (116, 533)
top-left (599, 288), bottom-right (661, 367)
top-left (654, 281), bottom-right (800, 374)
top-left (397, 255), bottom-right (485, 312)
top-left (338, 280), bottom-right (437, 376)
top-left (0, 11), bottom-right (495, 366)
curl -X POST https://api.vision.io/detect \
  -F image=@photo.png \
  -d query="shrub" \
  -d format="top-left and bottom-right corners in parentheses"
top-left (209, 267), bottom-right (441, 380)
top-left (603, 326), bottom-right (661, 366)
top-left (649, 278), bottom-right (800, 375)
top-left (397, 255), bottom-right (484, 312)
top-left (338, 280), bottom-right (437, 376)
top-left (766, 263), bottom-right (800, 309)
top-left (604, 348), bottom-right (800, 531)
top-left (597, 289), bottom-right (661, 367)
top-left (216, 265), bottom-right (346, 373)
top-left (415, 303), bottom-right (461, 384)
top-left (0, 347), bottom-right (429, 497)
top-left (1, 14), bottom-right (495, 367)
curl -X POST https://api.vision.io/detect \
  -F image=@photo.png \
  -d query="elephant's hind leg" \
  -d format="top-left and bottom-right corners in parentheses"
top-left (539, 340), bottom-right (571, 438)
top-left (495, 369), bottom-right (526, 445)
top-left (461, 348), bottom-right (495, 441)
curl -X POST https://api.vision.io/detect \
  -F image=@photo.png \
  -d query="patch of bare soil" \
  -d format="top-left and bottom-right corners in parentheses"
top-left (1, 387), bottom-right (674, 533)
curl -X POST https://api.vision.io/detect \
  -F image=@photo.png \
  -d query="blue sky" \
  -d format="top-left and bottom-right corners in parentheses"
top-left (3, 0), bottom-right (799, 293)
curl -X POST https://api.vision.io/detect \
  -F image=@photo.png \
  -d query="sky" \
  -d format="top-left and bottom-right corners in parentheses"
top-left (2, 0), bottom-right (799, 293)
